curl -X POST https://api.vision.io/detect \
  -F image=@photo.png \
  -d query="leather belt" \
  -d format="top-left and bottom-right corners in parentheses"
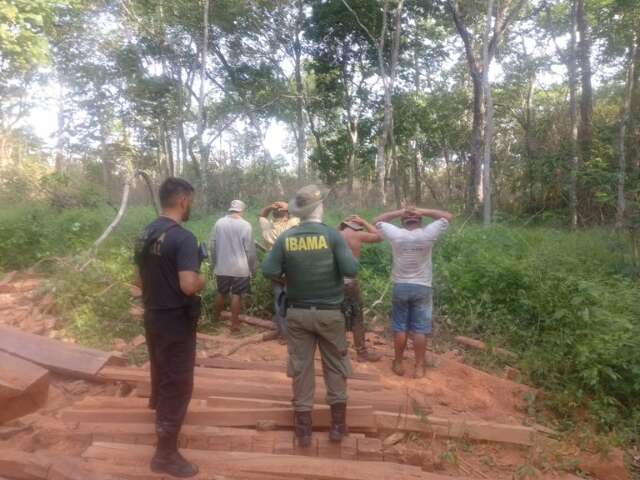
top-left (288, 303), bottom-right (341, 311)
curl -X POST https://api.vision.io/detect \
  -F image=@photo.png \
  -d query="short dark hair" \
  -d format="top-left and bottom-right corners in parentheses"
top-left (159, 177), bottom-right (194, 208)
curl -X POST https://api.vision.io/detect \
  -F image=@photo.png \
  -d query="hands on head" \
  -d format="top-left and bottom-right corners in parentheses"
top-left (346, 214), bottom-right (365, 225)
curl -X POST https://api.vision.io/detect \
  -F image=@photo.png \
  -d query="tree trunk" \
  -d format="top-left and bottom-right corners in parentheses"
top-left (413, 144), bottom-right (422, 205)
top-left (481, 0), bottom-right (494, 227)
top-left (346, 119), bottom-right (358, 195)
top-left (524, 70), bottom-right (536, 210)
top-left (568, 0), bottom-right (579, 229)
top-left (294, 0), bottom-right (306, 183)
top-left (577, 0), bottom-right (593, 167)
top-left (470, 74), bottom-right (484, 213)
top-left (55, 87), bottom-right (65, 174)
top-left (197, 0), bottom-right (210, 181)
top-left (616, 35), bottom-right (638, 228)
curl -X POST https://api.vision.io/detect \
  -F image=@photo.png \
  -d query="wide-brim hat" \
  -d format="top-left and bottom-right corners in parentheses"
top-left (340, 219), bottom-right (363, 231)
top-left (289, 184), bottom-right (329, 217)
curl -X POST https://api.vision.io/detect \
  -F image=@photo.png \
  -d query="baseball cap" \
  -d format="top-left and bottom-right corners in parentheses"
top-left (228, 200), bottom-right (246, 213)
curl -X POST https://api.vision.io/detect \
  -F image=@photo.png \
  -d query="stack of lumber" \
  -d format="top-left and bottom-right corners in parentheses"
top-left (96, 365), bottom-right (417, 414)
top-left (0, 325), bottom-right (124, 380)
top-left (0, 324), bottom-right (126, 424)
top-left (0, 351), bottom-right (49, 423)
top-left (85, 359), bottom-right (539, 447)
top-left (0, 443), bottom-right (474, 480)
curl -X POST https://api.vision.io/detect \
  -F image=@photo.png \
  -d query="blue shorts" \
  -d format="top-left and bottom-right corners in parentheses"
top-left (391, 283), bottom-right (433, 334)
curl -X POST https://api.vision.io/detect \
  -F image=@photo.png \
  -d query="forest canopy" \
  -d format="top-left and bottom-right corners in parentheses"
top-left (0, 0), bottom-right (639, 229)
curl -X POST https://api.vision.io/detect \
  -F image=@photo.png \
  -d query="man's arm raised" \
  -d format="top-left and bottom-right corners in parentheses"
top-left (373, 209), bottom-right (405, 225)
top-left (410, 207), bottom-right (454, 223)
top-left (258, 203), bottom-right (276, 219)
top-left (347, 215), bottom-right (382, 243)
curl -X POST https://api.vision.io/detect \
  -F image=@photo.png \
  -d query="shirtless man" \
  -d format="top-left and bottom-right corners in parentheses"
top-left (339, 215), bottom-right (383, 362)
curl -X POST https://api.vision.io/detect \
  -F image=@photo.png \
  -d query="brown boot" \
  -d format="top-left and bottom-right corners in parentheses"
top-left (329, 403), bottom-right (347, 443)
top-left (294, 411), bottom-right (313, 448)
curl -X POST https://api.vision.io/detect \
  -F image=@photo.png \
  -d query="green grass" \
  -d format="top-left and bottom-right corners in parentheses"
top-left (1, 204), bottom-right (639, 443)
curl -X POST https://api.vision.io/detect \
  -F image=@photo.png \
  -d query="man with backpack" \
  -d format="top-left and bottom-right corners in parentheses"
top-left (134, 177), bottom-right (205, 478)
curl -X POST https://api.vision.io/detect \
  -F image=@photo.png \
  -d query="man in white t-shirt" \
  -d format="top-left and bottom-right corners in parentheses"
top-left (373, 206), bottom-right (453, 378)
top-left (210, 200), bottom-right (257, 333)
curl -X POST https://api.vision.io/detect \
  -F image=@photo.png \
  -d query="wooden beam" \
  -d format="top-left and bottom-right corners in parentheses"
top-left (375, 411), bottom-right (537, 446)
top-left (0, 448), bottom-right (50, 480)
top-left (62, 405), bottom-right (375, 429)
top-left (98, 365), bottom-right (383, 394)
top-left (135, 377), bottom-right (412, 413)
top-left (197, 357), bottom-right (381, 382)
top-left (0, 325), bottom-right (112, 379)
top-left (0, 351), bottom-right (49, 423)
top-left (207, 396), bottom-right (290, 409)
top-left (82, 442), bottom-right (471, 480)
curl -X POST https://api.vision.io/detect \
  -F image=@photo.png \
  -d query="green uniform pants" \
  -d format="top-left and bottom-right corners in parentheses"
top-left (286, 307), bottom-right (352, 412)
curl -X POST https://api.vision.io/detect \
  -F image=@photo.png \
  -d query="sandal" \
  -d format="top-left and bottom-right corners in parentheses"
top-left (414, 364), bottom-right (425, 379)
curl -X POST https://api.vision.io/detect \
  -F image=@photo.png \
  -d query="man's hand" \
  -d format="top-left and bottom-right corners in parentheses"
top-left (404, 206), bottom-right (420, 217)
top-left (347, 214), bottom-right (365, 225)
top-left (273, 201), bottom-right (288, 211)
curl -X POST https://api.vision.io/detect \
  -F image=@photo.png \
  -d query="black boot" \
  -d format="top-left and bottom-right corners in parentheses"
top-left (151, 431), bottom-right (199, 478)
top-left (294, 411), bottom-right (313, 448)
top-left (329, 403), bottom-right (347, 443)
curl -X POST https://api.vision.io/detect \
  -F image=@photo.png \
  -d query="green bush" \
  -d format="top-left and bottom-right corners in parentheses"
top-left (434, 224), bottom-right (640, 433)
top-left (2, 204), bottom-right (640, 441)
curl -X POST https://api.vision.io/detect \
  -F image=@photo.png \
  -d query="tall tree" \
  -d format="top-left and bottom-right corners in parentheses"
top-left (342, 0), bottom-right (405, 206)
top-left (447, 0), bottom-right (527, 218)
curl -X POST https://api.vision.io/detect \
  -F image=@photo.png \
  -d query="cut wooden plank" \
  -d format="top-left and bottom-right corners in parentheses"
top-left (207, 396), bottom-right (290, 409)
top-left (0, 325), bottom-right (113, 379)
top-left (83, 442), bottom-right (472, 480)
top-left (0, 448), bottom-right (50, 480)
top-left (63, 423), bottom-right (373, 460)
top-left (47, 458), bottom-right (124, 480)
top-left (197, 357), bottom-right (381, 382)
top-left (375, 411), bottom-right (537, 446)
top-left (454, 336), bottom-right (518, 360)
top-left (73, 396), bottom-right (207, 410)
top-left (136, 377), bottom-right (416, 414)
top-left (99, 365), bottom-right (383, 394)
top-left (62, 405), bottom-right (375, 430)
top-left (0, 351), bottom-right (49, 423)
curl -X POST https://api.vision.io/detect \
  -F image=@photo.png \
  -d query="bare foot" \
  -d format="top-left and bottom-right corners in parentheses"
top-left (392, 360), bottom-right (405, 376)
top-left (414, 364), bottom-right (425, 379)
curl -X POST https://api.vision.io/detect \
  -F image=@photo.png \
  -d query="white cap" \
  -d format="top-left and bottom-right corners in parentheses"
top-left (228, 199), bottom-right (246, 213)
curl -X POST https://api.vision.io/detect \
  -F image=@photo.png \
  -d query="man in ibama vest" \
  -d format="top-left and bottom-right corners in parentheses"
top-left (261, 185), bottom-right (358, 448)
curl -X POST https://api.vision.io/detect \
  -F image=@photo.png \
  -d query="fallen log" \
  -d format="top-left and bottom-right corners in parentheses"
top-left (220, 312), bottom-right (275, 330)
top-left (454, 336), bottom-right (518, 361)
top-left (375, 411), bottom-right (537, 446)
top-left (0, 351), bottom-right (49, 423)
top-left (227, 331), bottom-right (279, 355)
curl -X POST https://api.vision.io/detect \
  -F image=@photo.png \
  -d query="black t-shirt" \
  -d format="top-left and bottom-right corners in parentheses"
top-left (134, 217), bottom-right (200, 312)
